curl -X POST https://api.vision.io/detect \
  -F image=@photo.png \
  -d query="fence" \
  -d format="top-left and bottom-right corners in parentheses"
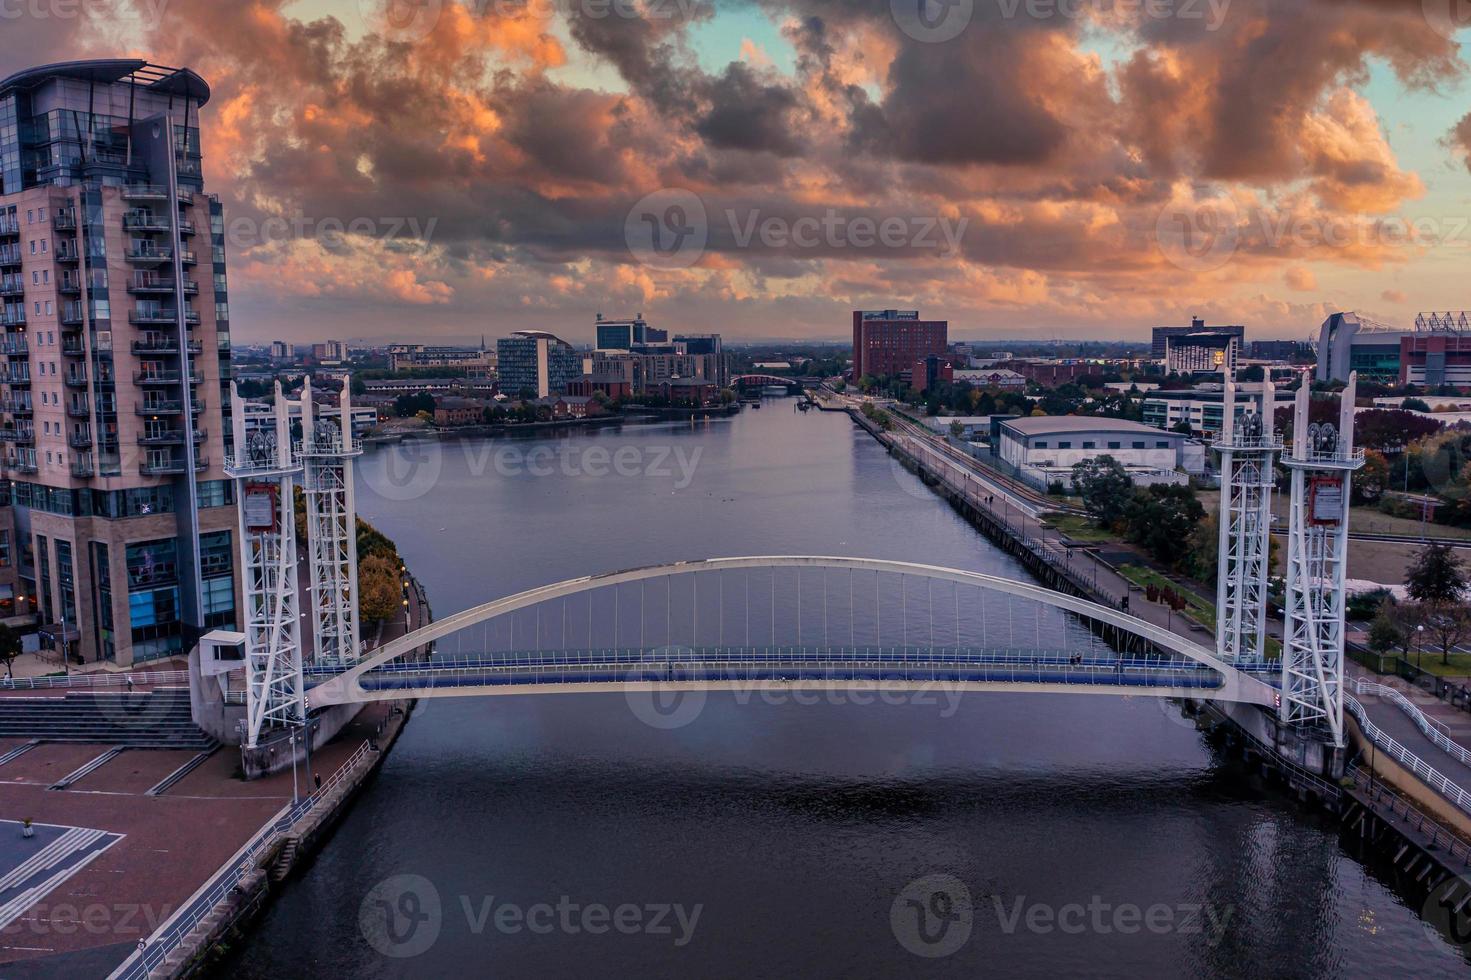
top-left (1, 669), bottom-right (189, 692)
top-left (1344, 692), bottom-right (1471, 818)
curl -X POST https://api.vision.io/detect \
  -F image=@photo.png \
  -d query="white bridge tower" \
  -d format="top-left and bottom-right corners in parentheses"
top-left (299, 377), bottom-right (363, 665)
top-left (1280, 373), bottom-right (1364, 746)
top-left (225, 381), bottom-right (305, 749)
top-left (1213, 377), bottom-right (1280, 663)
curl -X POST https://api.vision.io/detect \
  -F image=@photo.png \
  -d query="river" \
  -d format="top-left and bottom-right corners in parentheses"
top-left (223, 396), bottom-right (1470, 978)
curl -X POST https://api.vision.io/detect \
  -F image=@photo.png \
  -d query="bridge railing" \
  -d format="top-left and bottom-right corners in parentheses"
top-left (1, 669), bottom-right (189, 692)
top-left (1351, 678), bottom-right (1471, 770)
top-left (1345, 693), bottom-right (1471, 818)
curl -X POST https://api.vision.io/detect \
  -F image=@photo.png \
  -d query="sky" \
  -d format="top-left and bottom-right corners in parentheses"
top-left (5, 0), bottom-right (1471, 347)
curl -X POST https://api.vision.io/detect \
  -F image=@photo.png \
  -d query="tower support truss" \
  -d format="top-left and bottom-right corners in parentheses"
top-left (226, 381), bottom-right (305, 748)
top-left (1212, 378), bottom-right (1280, 663)
top-left (1280, 372), bottom-right (1364, 746)
top-left (300, 378), bottom-right (364, 665)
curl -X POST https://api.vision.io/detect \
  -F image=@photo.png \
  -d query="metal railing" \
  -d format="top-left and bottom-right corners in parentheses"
top-left (1352, 678), bottom-right (1471, 769)
top-left (0, 669), bottom-right (189, 691)
top-left (1349, 767), bottom-right (1471, 866)
top-left (1345, 692), bottom-right (1471, 817)
top-left (109, 741), bottom-right (374, 980)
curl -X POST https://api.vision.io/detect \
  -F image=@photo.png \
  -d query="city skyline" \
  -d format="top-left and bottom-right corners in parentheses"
top-left (3, 0), bottom-right (1469, 343)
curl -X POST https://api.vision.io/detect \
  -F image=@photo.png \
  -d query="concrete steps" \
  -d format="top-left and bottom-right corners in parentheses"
top-left (0, 688), bottom-right (213, 748)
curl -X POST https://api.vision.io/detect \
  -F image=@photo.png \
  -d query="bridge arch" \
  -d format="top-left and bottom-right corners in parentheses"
top-left (314, 557), bottom-right (1277, 707)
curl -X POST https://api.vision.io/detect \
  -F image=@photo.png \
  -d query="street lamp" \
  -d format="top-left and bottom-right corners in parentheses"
top-left (1416, 624), bottom-right (1426, 669)
top-left (287, 730), bottom-right (299, 804)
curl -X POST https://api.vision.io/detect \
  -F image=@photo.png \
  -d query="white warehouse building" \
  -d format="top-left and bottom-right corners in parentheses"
top-left (996, 417), bottom-right (1205, 490)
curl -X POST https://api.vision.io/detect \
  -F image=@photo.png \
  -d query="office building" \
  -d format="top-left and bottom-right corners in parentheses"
top-left (0, 59), bottom-right (240, 664)
top-left (497, 330), bottom-right (578, 398)
top-left (1152, 319), bottom-right (1245, 362)
top-left (1141, 383), bottom-right (1296, 438)
top-left (1154, 318), bottom-right (1242, 375)
top-left (595, 314), bottom-right (666, 350)
top-left (996, 416), bottom-right (1203, 490)
top-left (387, 344), bottom-right (495, 374)
top-left (851, 310), bottom-right (948, 380)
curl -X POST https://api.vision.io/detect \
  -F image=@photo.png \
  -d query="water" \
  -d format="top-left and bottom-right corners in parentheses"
top-left (225, 399), bottom-right (1470, 978)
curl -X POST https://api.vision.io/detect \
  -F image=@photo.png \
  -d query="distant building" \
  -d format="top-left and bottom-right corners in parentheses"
top-left (659, 378), bottom-right (719, 405)
top-left (953, 368), bottom-right (1027, 390)
top-left (1002, 360), bottom-right (1098, 386)
top-left (1152, 319), bottom-right (1245, 363)
top-left (912, 355), bottom-right (954, 393)
top-left (1317, 311), bottom-right (1471, 388)
top-left (996, 417), bottom-right (1202, 490)
top-left (1141, 383), bottom-right (1295, 438)
top-left (388, 344), bottom-right (495, 374)
top-left (595, 314), bottom-right (667, 350)
top-left (851, 310), bottom-right (948, 380)
top-left (674, 334), bottom-right (723, 357)
top-left (497, 330), bottom-right (579, 398)
top-left (1154, 318), bottom-right (1243, 376)
top-left (433, 396), bottom-right (489, 427)
top-left (567, 374), bottom-right (633, 401)
top-left (269, 340), bottom-right (292, 360)
top-left (1248, 340), bottom-right (1312, 362)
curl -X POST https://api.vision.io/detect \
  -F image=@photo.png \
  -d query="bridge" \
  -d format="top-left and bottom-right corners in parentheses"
top-left (304, 556), bottom-right (1279, 709)
top-left (731, 374), bottom-right (805, 389)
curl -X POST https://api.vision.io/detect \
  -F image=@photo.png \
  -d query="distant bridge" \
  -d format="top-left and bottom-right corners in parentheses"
top-left (731, 374), bottom-right (807, 388)
top-left (307, 556), bottom-right (1279, 708)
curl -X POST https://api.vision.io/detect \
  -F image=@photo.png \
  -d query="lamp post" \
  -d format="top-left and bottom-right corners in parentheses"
top-left (287, 730), bottom-right (299, 804)
top-left (1416, 623), bottom-right (1426, 670)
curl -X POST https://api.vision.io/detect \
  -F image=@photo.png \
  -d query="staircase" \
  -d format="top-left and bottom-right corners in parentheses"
top-left (270, 837), bottom-right (300, 881)
top-left (0, 688), bottom-right (215, 748)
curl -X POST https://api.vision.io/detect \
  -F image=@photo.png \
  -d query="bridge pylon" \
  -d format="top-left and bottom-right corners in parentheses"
top-left (299, 377), bottom-right (364, 666)
top-left (1212, 376), bottom-right (1280, 664)
top-left (1280, 372), bottom-right (1364, 746)
top-left (225, 381), bottom-right (305, 749)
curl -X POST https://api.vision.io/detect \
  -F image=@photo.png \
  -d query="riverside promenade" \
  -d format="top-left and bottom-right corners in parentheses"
top-left (0, 577), bottom-right (429, 978)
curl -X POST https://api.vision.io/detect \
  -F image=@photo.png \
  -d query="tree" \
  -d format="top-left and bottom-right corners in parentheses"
top-left (949, 420), bottom-right (965, 439)
top-left (1072, 456), bottom-right (1133, 528)
top-left (1354, 450), bottom-right (1389, 504)
top-left (1367, 601), bottom-right (1402, 655)
top-left (1418, 603), bottom-right (1471, 666)
top-left (0, 623), bottom-right (20, 679)
top-left (358, 554), bottom-right (403, 625)
top-left (1124, 484), bottom-right (1206, 567)
top-left (393, 392), bottom-right (436, 418)
top-left (1401, 397), bottom-right (1432, 413)
top-left (1406, 542), bottom-right (1468, 605)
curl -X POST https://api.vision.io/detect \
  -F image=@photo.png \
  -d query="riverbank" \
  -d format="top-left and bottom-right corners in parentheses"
top-left (363, 402), bottom-right (742, 444)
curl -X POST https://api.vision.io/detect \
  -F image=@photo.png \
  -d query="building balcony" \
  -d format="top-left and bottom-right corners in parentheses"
top-left (0, 278), bottom-right (22, 297)
top-left (141, 456), bottom-right (208, 476)
top-left (0, 246), bottom-right (21, 266)
top-left (3, 398), bottom-right (32, 414)
top-left (65, 399), bottom-right (88, 418)
top-left (70, 458), bottom-right (94, 478)
top-left (0, 311), bottom-right (24, 328)
top-left (131, 338), bottom-right (203, 355)
top-left (178, 220), bottom-right (197, 237)
top-left (122, 185), bottom-right (170, 202)
top-left (61, 340), bottom-right (85, 357)
top-left (51, 210), bottom-right (76, 231)
top-left (54, 244), bottom-right (79, 263)
top-left (128, 308), bottom-right (200, 326)
top-left (63, 371), bottom-right (88, 388)
top-left (68, 431), bottom-right (92, 449)
top-left (0, 367), bottom-right (30, 384)
top-left (0, 426), bottom-right (35, 443)
top-left (124, 246), bottom-right (173, 264)
top-left (137, 429), bottom-right (204, 447)
top-left (123, 212), bottom-right (171, 232)
top-left (127, 274), bottom-right (198, 296)
top-left (6, 456), bottom-right (37, 474)
top-left (135, 400), bottom-right (204, 417)
top-left (0, 336), bottom-right (26, 355)
top-left (133, 370), bottom-right (187, 385)
top-left (57, 276), bottom-right (81, 296)
top-left (60, 302), bottom-right (84, 326)
top-left (0, 216), bottom-right (18, 236)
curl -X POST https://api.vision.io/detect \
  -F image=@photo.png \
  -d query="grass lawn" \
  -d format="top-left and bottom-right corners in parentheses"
top-left (1399, 652), bottom-right (1471, 678)
top-left (1043, 512), bottom-right (1114, 544)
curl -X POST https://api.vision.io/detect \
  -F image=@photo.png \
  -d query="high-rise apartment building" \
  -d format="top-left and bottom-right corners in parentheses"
top-left (0, 60), bottom-right (239, 664)
top-left (851, 310), bottom-right (948, 380)
top-left (497, 330), bottom-right (579, 397)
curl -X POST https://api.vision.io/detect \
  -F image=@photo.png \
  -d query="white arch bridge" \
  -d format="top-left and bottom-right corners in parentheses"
top-left (303, 557), bottom-right (1280, 710)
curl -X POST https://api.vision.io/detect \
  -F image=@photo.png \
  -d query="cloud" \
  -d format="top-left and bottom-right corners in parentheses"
top-left (1382, 288), bottom-right (1409, 303)
top-left (1285, 266), bottom-right (1317, 291)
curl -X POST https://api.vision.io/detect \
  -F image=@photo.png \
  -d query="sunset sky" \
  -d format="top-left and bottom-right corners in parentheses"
top-left (7, 0), bottom-right (1471, 346)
